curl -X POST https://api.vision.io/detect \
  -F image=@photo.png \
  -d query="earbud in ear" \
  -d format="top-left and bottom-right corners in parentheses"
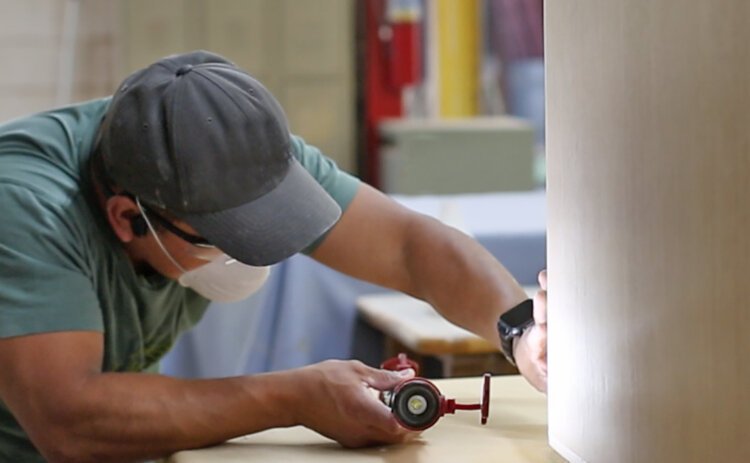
top-left (131, 215), bottom-right (148, 237)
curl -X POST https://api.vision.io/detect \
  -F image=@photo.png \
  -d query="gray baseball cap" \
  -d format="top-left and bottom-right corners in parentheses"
top-left (98, 50), bottom-right (342, 266)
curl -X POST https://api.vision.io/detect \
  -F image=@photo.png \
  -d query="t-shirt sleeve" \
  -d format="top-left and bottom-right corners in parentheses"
top-left (289, 135), bottom-right (360, 211)
top-left (289, 135), bottom-right (361, 253)
top-left (0, 184), bottom-right (102, 338)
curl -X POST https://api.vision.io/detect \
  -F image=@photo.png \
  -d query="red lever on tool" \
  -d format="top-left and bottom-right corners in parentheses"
top-left (379, 353), bottom-right (491, 431)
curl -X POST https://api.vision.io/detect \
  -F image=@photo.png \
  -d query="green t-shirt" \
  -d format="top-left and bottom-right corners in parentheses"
top-left (0, 98), bottom-right (359, 461)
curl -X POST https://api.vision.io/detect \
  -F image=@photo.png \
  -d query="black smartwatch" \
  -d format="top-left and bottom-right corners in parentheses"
top-left (497, 299), bottom-right (535, 367)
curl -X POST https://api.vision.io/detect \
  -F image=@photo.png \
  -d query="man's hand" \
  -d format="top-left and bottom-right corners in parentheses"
top-left (515, 270), bottom-right (548, 392)
top-left (292, 360), bottom-right (419, 448)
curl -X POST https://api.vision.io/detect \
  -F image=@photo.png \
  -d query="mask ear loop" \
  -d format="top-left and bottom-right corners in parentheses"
top-left (135, 196), bottom-right (188, 274)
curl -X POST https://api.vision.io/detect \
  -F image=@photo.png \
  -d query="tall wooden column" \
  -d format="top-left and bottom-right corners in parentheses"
top-left (545, 1), bottom-right (750, 462)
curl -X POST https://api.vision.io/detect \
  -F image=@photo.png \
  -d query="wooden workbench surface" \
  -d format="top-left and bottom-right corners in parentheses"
top-left (357, 289), bottom-right (538, 356)
top-left (357, 293), bottom-right (497, 355)
top-left (167, 375), bottom-right (565, 463)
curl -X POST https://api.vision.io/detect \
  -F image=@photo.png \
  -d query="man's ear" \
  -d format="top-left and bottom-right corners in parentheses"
top-left (105, 195), bottom-right (140, 243)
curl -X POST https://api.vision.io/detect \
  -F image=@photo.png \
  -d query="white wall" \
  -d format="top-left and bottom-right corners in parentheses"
top-left (546, 1), bottom-right (750, 461)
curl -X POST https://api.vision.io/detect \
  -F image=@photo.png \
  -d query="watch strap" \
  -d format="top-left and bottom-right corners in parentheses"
top-left (500, 334), bottom-right (517, 367)
top-left (497, 298), bottom-right (535, 367)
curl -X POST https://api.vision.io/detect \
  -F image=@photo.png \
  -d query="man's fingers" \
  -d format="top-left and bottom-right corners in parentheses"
top-left (538, 269), bottom-right (547, 290)
top-left (534, 270), bottom-right (548, 324)
top-left (517, 328), bottom-right (548, 394)
top-left (355, 386), bottom-right (412, 438)
top-left (362, 366), bottom-right (414, 391)
top-left (533, 289), bottom-right (547, 325)
top-left (355, 365), bottom-right (421, 437)
top-left (299, 360), bottom-right (421, 448)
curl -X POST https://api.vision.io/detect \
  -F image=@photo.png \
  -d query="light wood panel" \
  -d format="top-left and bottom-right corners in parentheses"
top-left (204, 0), bottom-right (266, 74)
top-left (546, 1), bottom-right (750, 462)
top-left (120, 0), bottom-right (190, 73)
top-left (119, 0), bottom-right (356, 172)
top-left (0, 0), bottom-right (121, 122)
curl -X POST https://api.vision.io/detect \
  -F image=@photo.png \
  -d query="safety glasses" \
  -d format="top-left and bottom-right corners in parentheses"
top-left (135, 197), bottom-right (221, 264)
top-left (140, 205), bottom-right (214, 249)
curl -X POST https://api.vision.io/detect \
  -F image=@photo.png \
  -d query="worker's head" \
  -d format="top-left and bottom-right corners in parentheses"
top-left (94, 51), bottom-right (341, 278)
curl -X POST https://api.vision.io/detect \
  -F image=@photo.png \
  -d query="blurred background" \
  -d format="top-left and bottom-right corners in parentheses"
top-left (0, 0), bottom-right (545, 189)
top-left (1, 0), bottom-right (546, 378)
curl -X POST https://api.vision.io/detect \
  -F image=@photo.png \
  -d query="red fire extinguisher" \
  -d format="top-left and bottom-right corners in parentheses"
top-left (382, 0), bottom-right (424, 89)
top-left (363, 0), bottom-right (424, 186)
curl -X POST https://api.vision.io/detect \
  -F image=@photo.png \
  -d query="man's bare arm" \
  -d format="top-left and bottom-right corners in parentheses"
top-left (0, 331), bottom-right (413, 462)
top-left (311, 183), bottom-right (528, 348)
top-left (312, 183), bottom-right (547, 391)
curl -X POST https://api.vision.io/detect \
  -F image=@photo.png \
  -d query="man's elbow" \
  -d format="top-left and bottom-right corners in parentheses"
top-left (36, 433), bottom-right (96, 463)
top-left (29, 415), bottom-right (119, 463)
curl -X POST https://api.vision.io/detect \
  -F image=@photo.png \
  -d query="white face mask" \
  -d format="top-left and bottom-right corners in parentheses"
top-left (134, 197), bottom-right (270, 302)
top-left (178, 254), bottom-right (270, 302)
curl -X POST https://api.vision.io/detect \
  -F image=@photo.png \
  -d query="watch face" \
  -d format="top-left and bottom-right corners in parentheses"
top-left (498, 299), bottom-right (534, 337)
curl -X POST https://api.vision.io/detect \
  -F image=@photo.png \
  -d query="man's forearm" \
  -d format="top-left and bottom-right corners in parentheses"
top-left (28, 370), bottom-right (298, 462)
top-left (402, 215), bottom-right (528, 346)
top-left (309, 185), bottom-right (528, 346)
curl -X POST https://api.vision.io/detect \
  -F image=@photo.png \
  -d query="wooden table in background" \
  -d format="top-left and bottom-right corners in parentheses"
top-left (357, 289), bottom-right (538, 377)
top-left (167, 375), bottom-right (564, 463)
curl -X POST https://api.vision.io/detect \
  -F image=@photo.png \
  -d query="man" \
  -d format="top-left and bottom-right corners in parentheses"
top-left (0, 51), bottom-right (547, 462)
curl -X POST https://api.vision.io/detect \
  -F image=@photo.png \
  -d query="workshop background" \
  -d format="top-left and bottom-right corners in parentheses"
top-left (4, 2), bottom-right (749, 461)
top-left (0, 0), bottom-right (545, 186)
top-left (0, 0), bottom-right (547, 379)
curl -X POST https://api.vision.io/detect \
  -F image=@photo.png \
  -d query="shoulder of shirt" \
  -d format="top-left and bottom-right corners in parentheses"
top-left (0, 97), bottom-right (111, 132)
top-left (0, 98), bottom-right (112, 224)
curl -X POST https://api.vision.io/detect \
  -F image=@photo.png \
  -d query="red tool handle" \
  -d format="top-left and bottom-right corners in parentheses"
top-left (442, 373), bottom-right (491, 424)
top-left (380, 352), bottom-right (420, 375)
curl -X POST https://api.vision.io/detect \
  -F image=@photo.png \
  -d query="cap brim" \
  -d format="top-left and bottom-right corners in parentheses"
top-left (182, 159), bottom-right (342, 266)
